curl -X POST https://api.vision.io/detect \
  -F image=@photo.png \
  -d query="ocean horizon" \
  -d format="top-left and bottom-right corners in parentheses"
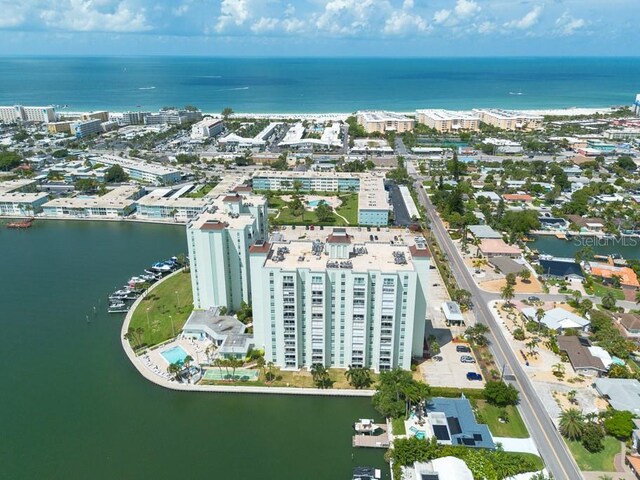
top-left (1, 56), bottom-right (639, 114)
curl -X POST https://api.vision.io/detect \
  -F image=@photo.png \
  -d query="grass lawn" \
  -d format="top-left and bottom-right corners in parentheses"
top-left (200, 366), bottom-right (379, 390)
top-left (392, 417), bottom-right (406, 435)
top-left (128, 271), bottom-right (193, 349)
top-left (590, 281), bottom-right (625, 300)
top-left (474, 400), bottom-right (529, 438)
top-left (269, 193), bottom-right (358, 226)
top-left (185, 183), bottom-right (215, 198)
top-left (565, 436), bottom-right (620, 471)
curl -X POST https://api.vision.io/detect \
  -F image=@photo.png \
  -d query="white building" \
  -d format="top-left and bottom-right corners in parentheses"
top-left (0, 105), bottom-right (56, 124)
top-left (252, 171), bottom-right (389, 226)
top-left (634, 94), bottom-right (640, 117)
top-left (187, 193), bottom-right (269, 312)
top-left (136, 188), bottom-right (210, 221)
top-left (72, 119), bottom-right (103, 138)
top-left (415, 109), bottom-right (480, 132)
top-left (42, 186), bottom-right (141, 218)
top-left (356, 111), bottom-right (415, 133)
top-left (249, 228), bottom-right (430, 371)
top-left (191, 117), bottom-right (224, 139)
top-left (482, 137), bottom-right (524, 154)
top-left (91, 155), bottom-right (182, 185)
top-left (0, 179), bottom-right (49, 216)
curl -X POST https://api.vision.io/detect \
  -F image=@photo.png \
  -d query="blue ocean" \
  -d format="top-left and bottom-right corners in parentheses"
top-left (0, 56), bottom-right (638, 113)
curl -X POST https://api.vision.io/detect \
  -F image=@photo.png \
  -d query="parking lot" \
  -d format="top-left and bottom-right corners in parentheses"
top-left (419, 321), bottom-right (484, 389)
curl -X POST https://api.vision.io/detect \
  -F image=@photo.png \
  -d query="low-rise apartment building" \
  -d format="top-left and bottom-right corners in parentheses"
top-left (0, 179), bottom-right (49, 216)
top-left (474, 109), bottom-right (543, 131)
top-left (91, 155), bottom-right (182, 185)
top-left (356, 110), bottom-right (414, 133)
top-left (42, 185), bottom-right (141, 218)
top-left (415, 109), bottom-right (480, 132)
top-left (0, 105), bottom-right (56, 124)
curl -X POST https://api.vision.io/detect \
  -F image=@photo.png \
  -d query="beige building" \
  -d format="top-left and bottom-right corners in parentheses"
top-left (47, 121), bottom-right (73, 134)
top-left (415, 109), bottom-right (480, 132)
top-left (474, 109), bottom-right (543, 131)
top-left (0, 105), bottom-right (56, 124)
top-left (81, 111), bottom-right (109, 122)
top-left (356, 110), bottom-right (414, 133)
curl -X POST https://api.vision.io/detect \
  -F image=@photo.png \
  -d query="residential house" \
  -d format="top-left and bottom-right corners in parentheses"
top-left (557, 336), bottom-right (608, 376)
top-left (523, 308), bottom-right (590, 333)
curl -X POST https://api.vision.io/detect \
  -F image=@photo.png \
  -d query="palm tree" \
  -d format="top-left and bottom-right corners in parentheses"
top-left (167, 362), bottom-right (182, 381)
top-left (552, 362), bottom-right (566, 379)
top-left (559, 408), bottom-right (586, 440)
top-left (266, 361), bottom-right (275, 383)
top-left (501, 284), bottom-right (515, 306)
top-left (526, 338), bottom-right (540, 356)
top-left (535, 308), bottom-right (545, 332)
top-left (228, 357), bottom-right (243, 382)
top-left (256, 356), bottom-right (266, 379)
top-left (213, 357), bottom-right (225, 377)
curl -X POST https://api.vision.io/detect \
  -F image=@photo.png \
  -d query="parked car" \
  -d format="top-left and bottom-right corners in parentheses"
top-left (466, 372), bottom-right (482, 381)
top-left (528, 296), bottom-right (540, 303)
top-left (456, 345), bottom-right (471, 353)
top-left (460, 355), bottom-right (476, 363)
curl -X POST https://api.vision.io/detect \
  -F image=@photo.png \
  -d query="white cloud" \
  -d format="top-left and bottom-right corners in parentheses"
top-left (503, 6), bottom-right (543, 30)
top-left (555, 11), bottom-right (586, 36)
top-left (40, 0), bottom-right (150, 33)
top-left (433, 0), bottom-right (480, 27)
top-left (0, 2), bottom-right (26, 28)
top-left (433, 9), bottom-right (451, 25)
top-left (251, 17), bottom-right (278, 34)
top-left (215, 0), bottom-right (251, 33)
top-left (284, 4), bottom-right (296, 17)
top-left (314, 0), bottom-right (384, 35)
top-left (477, 21), bottom-right (495, 35)
top-left (384, 11), bottom-right (429, 35)
top-left (282, 18), bottom-right (306, 34)
top-left (454, 0), bottom-right (480, 19)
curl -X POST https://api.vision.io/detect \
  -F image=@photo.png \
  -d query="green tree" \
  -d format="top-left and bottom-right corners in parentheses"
top-left (0, 150), bottom-right (22, 171)
top-left (167, 362), bottom-right (183, 381)
top-left (465, 324), bottom-right (490, 346)
top-left (345, 366), bottom-right (374, 389)
top-left (558, 408), bottom-right (585, 440)
top-left (603, 410), bottom-right (635, 440)
top-left (552, 362), bottom-right (566, 379)
top-left (601, 292), bottom-right (617, 311)
top-left (519, 269), bottom-right (531, 283)
top-left (104, 164), bottom-right (128, 183)
top-left (484, 381), bottom-right (519, 407)
top-left (581, 422), bottom-right (605, 453)
top-left (74, 178), bottom-right (98, 193)
top-left (221, 107), bottom-right (234, 121)
top-left (315, 202), bottom-right (334, 223)
top-left (501, 284), bottom-right (515, 305)
top-left (505, 273), bottom-right (517, 287)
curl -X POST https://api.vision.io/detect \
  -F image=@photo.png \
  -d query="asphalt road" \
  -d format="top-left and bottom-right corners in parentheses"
top-left (407, 159), bottom-right (583, 480)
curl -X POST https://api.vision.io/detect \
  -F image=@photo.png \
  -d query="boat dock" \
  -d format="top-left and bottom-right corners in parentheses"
top-left (352, 423), bottom-right (389, 449)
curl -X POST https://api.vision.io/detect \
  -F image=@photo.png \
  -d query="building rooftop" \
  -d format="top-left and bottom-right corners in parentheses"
top-left (183, 308), bottom-right (245, 338)
top-left (557, 336), bottom-right (606, 372)
top-left (136, 190), bottom-right (211, 208)
top-left (94, 155), bottom-right (181, 176)
top-left (479, 239), bottom-right (521, 255)
top-left (357, 110), bottom-right (414, 123)
top-left (0, 179), bottom-right (38, 194)
top-left (594, 378), bottom-right (640, 414)
top-left (488, 256), bottom-right (525, 275)
top-left (588, 262), bottom-right (640, 288)
top-left (43, 185), bottom-right (140, 210)
top-left (618, 313), bottom-right (640, 333)
top-left (415, 109), bottom-right (479, 121)
top-left (474, 108), bottom-right (544, 120)
top-left (468, 225), bottom-right (502, 239)
top-left (524, 308), bottom-right (590, 331)
top-left (424, 397), bottom-right (495, 449)
top-left (262, 238), bottom-right (419, 273)
top-left (539, 258), bottom-right (584, 278)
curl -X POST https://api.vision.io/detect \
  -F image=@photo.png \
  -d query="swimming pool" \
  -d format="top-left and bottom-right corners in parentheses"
top-left (161, 345), bottom-right (189, 364)
top-left (307, 199), bottom-right (326, 207)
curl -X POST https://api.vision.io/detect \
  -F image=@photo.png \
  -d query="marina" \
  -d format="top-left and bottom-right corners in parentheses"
top-left (107, 256), bottom-right (184, 313)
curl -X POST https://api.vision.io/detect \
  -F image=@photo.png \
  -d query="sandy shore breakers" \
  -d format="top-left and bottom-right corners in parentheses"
top-left (120, 271), bottom-right (374, 397)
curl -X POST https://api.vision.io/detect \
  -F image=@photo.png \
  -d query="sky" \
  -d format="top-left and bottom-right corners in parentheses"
top-left (0, 0), bottom-right (638, 56)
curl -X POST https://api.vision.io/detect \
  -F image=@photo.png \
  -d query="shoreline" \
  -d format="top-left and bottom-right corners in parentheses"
top-left (120, 271), bottom-right (375, 397)
top-left (58, 106), bottom-right (619, 120)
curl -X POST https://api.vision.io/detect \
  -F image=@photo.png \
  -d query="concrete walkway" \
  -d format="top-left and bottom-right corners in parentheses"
top-left (493, 436), bottom-right (539, 455)
top-left (120, 272), bottom-right (374, 397)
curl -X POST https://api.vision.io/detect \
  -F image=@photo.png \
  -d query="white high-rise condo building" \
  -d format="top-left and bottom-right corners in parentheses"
top-left (187, 193), bottom-right (268, 311)
top-left (415, 109), bottom-right (480, 132)
top-left (634, 94), bottom-right (640, 117)
top-left (248, 228), bottom-right (430, 372)
top-left (0, 105), bottom-right (56, 124)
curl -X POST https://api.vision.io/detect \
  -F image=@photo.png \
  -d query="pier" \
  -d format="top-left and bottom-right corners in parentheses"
top-left (352, 422), bottom-right (390, 448)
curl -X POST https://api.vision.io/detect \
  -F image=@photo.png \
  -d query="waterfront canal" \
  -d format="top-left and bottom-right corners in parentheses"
top-left (531, 235), bottom-right (640, 260)
top-left (0, 221), bottom-right (386, 480)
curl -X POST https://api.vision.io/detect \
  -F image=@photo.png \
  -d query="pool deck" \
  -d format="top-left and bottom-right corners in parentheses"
top-left (352, 424), bottom-right (390, 448)
top-left (121, 271), bottom-right (375, 397)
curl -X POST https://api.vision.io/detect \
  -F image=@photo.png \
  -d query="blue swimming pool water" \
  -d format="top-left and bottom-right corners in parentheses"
top-left (307, 200), bottom-right (326, 207)
top-left (161, 345), bottom-right (188, 364)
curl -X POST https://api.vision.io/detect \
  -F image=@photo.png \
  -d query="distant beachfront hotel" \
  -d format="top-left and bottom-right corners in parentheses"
top-left (186, 188), bottom-right (431, 372)
top-left (356, 110), bottom-right (415, 133)
top-left (415, 109), bottom-right (481, 132)
top-left (0, 105), bottom-right (56, 124)
top-left (473, 109), bottom-right (543, 131)
top-left (634, 94), bottom-right (640, 117)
